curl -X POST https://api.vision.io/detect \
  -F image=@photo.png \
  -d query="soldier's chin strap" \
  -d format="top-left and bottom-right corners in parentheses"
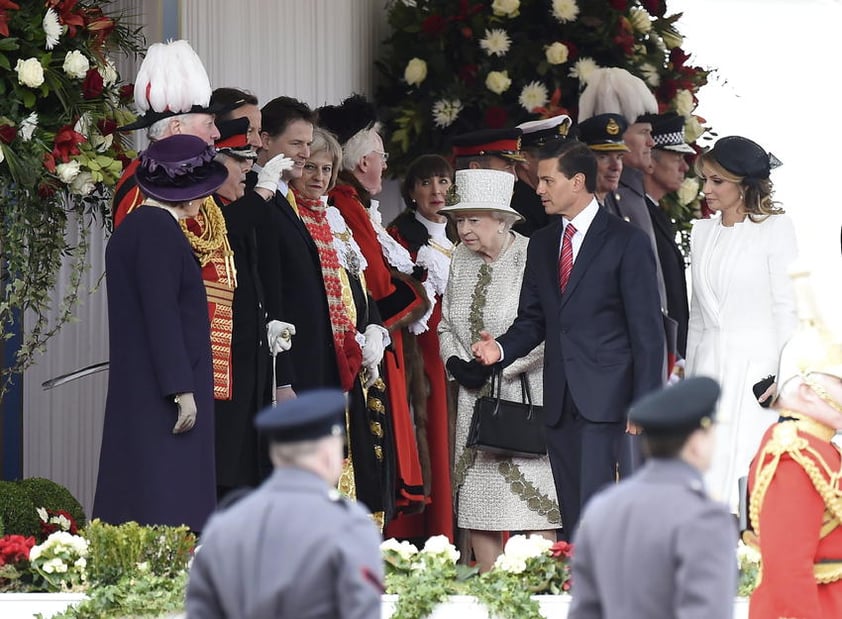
top-left (803, 374), bottom-right (842, 416)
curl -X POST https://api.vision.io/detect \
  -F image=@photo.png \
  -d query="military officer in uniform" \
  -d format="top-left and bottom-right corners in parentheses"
top-left (569, 377), bottom-right (737, 619)
top-left (745, 270), bottom-right (842, 618)
top-left (575, 113), bottom-right (629, 208)
top-left (186, 389), bottom-right (384, 619)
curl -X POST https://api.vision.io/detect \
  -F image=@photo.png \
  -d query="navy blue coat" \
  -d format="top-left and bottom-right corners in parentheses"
top-left (94, 206), bottom-right (216, 531)
top-left (497, 204), bottom-right (664, 424)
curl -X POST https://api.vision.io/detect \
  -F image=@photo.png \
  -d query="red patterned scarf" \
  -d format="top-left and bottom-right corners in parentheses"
top-left (295, 190), bottom-right (362, 391)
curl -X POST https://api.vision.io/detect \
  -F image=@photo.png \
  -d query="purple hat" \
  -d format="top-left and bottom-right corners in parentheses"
top-left (135, 135), bottom-right (228, 203)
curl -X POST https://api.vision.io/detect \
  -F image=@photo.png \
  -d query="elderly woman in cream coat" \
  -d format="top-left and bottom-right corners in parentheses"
top-left (438, 169), bottom-right (560, 572)
top-left (686, 136), bottom-right (797, 509)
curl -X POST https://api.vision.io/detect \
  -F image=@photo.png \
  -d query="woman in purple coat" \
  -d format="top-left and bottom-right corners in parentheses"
top-left (93, 135), bottom-right (228, 531)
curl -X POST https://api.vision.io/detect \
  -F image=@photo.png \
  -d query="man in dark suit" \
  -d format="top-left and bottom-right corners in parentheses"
top-left (472, 139), bottom-right (665, 538)
top-left (253, 97), bottom-right (339, 402)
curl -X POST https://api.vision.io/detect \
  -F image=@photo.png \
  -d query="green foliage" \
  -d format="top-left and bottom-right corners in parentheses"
top-left (83, 520), bottom-right (196, 587)
top-left (18, 477), bottom-right (87, 530)
top-left (50, 570), bottom-right (188, 619)
top-left (0, 0), bottom-right (144, 398)
top-left (0, 481), bottom-right (40, 537)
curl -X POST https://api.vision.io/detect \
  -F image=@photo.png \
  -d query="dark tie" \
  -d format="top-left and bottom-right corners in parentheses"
top-left (559, 223), bottom-right (576, 293)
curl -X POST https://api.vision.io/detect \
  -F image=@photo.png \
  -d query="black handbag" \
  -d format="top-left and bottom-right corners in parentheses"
top-left (466, 366), bottom-right (547, 458)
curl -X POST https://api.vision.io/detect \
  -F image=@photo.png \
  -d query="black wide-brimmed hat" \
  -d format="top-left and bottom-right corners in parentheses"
top-left (255, 388), bottom-right (346, 443)
top-left (135, 135), bottom-right (228, 203)
top-left (316, 94), bottom-right (378, 145)
top-left (707, 136), bottom-right (782, 180)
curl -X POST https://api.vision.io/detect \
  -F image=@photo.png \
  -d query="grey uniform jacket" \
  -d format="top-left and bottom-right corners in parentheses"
top-left (186, 467), bottom-right (383, 619)
top-left (569, 459), bottom-right (737, 619)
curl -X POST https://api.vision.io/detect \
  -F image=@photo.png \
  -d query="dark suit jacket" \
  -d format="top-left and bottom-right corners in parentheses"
top-left (511, 179), bottom-right (549, 237)
top-left (254, 188), bottom-right (339, 391)
top-left (497, 204), bottom-right (665, 425)
top-left (646, 198), bottom-right (689, 357)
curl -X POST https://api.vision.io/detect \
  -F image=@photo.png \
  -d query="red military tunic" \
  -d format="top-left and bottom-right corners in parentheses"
top-left (747, 416), bottom-right (842, 618)
top-left (329, 178), bottom-right (428, 512)
top-left (112, 158), bottom-right (143, 228)
top-left (181, 197), bottom-right (236, 400)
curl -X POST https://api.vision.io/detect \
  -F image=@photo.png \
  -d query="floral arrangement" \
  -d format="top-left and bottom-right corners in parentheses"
top-left (376, 0), bottom-right (711, 252)
top-left (38, 507), bottom-right (80, 537)
top-left (382, 534), bottom-right (573, 619)
top-left (29, 530), bottom-right (89, 592)
top-left (0, 0), bottom-right (143, 395)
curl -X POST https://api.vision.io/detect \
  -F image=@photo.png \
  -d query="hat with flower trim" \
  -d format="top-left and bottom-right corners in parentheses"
top-left (134, 134), bottom-right (227, 203)
top-left (450, 128), bottom-right (526, 162)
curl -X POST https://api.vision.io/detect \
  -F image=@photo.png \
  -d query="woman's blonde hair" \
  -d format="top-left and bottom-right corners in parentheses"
top-left (308, 127), bottom-right (343, 192)
top-left (695, 151), bottom-right (783, 222)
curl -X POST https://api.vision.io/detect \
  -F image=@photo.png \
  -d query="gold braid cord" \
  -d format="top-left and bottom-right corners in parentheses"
top-left (749, 420), bottom-right (842, 584)
top-left (179, 197), bottom-right (235, 276)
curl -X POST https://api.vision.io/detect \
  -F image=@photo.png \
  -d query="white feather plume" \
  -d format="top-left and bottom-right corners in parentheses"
top-left (578, 67), bottom-right (657, 125)
top-left (133, 40), bottom-right (212, 114)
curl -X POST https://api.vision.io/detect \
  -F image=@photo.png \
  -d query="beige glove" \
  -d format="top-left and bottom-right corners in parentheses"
top-left (173, 392), bottom-right (196, 434)
top-left (267, 320), bottom-right (296, 354)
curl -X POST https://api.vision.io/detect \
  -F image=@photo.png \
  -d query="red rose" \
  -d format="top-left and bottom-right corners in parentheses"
top-left (0, 124), bottom-right (17, 144)
top-left (82, 68), bottom-right (104, 99)
top-left (670, 48), bottom-right (690, 69)
top-left (97, 118), bottom-right (118, 136)
top-left (483, 106), bottom-right (508, 129)
top-left (421, 14), bottom-right (446, 37)
top-left (640, 0), bottom-right (666, 16)
top-left (119, 83), bottom-right (134, 103)
top-left (609, 0), bottom-right (628, 10)
top-left (38, 182), bottom-right (58, 199)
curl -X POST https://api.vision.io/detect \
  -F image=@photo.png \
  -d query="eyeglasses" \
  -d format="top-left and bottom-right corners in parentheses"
top-left (373, 150), bottom-right (389, 162)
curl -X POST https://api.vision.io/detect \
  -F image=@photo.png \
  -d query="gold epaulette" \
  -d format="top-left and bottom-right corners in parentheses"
top-left (749, 420), bottom-right (842, 586)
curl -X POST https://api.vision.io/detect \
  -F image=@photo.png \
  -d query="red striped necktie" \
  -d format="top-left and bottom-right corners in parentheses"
top-left (559, 223), bottom-right (576, 293)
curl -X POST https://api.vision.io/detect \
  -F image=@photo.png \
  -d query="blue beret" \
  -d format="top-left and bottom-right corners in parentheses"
top-left (629, 376), bottom-right (720, 435)
top-left (254, 389), bottom-right (346, 442)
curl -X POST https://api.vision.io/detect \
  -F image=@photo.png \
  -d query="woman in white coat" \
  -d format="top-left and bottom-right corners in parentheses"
top-left (686, 136), bottom-right (797, 509)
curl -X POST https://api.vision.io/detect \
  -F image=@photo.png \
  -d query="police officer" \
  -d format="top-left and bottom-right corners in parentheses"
top-left (186, 389), bottom-right (384, 619)
top-left (568, 377), bottom-right (737, 619)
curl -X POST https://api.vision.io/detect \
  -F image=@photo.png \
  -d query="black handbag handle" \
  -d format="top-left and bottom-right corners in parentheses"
top-left (489, 366), bottom-right (537, 421)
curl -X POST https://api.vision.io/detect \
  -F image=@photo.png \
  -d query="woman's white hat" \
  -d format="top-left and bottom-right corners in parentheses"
top-left (438, 169), bottom-right (523, 222)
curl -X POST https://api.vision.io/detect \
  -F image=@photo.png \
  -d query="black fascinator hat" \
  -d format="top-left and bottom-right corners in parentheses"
top-left (708, 136), bottom-right (782, 180)
top-left (316, 94), bottom-right (378, 145)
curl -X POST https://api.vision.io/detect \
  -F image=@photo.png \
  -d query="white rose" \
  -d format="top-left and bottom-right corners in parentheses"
top-left (676, 177), bottom-right (700, 206)
top-left (673, 89), bottom-right (694, 117)
top-left (70, 171), bottom-right (96, 196)
top-left (545, 42), bottom-right (569, 65)
top-left (56, 162), bottom-right (81, 184)
top-left (0, 147), bottom-right (5, 165)
top-left (485, 70), bottom-right (512, 95)
top-left (404, 58), bottom-right (427, 87)
top-left (492, 0), bottom-right (520, 17)
top-left (63, 50), bottom-right (90, 79)
top-left (16, 58), bottom-right (45, 88)
top-left (20, 112), bottom-right (38, 142)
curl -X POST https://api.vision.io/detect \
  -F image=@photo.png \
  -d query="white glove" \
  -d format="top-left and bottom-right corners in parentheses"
top-left (172, 392), bottom-right (196, 434)
top-left (256, 153), bottom-right (295, 193)
top-left (267, 320), bottom-right (296, 354)
top-left (667, 358), bottom-right (685, 386)
top-left (363, 363), bottom-right (380, 389)
top-left (361, 324), bottom-right (386, 368)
